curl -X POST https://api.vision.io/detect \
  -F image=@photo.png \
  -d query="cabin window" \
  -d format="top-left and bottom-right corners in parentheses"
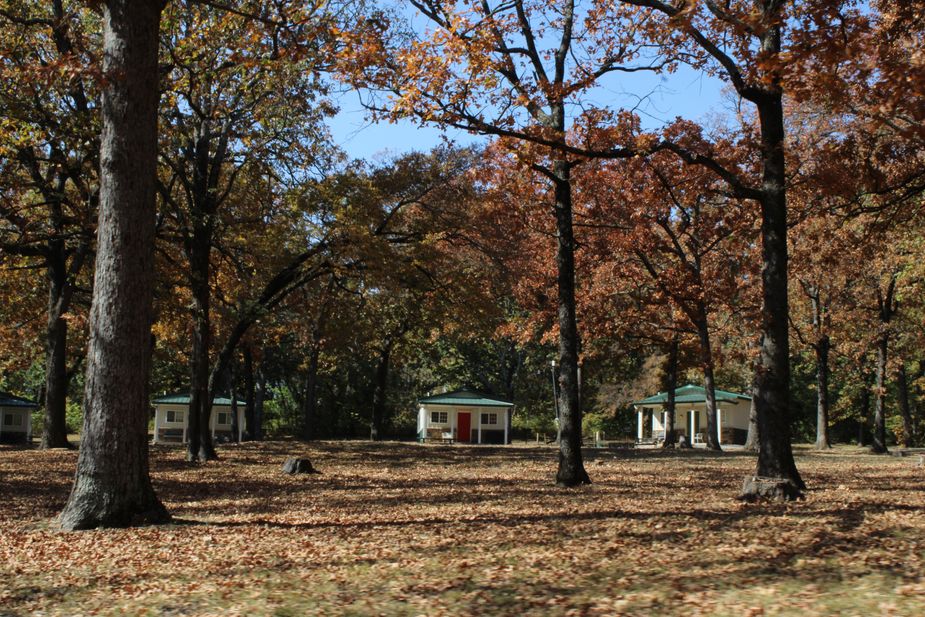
top-left (166, 410), bottom-right (185, 424)
top-left (430, 411), bottom-right (448, 424)
top-left (481, 413), bottom-right (498, 425)
top-left (217, 411), bottom-right (231, 426)
top-left (3, 412), bottom-right (22, 427)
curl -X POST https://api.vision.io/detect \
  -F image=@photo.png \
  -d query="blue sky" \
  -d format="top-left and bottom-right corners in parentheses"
top-left (327, 62), bottom-right (732, 162)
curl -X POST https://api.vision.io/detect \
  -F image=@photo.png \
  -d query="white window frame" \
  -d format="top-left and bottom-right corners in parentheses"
top-left (430, 411), bottom-right (448, 424)
top-left (216, 411), bottom-right (231, 426)
top-left (4, 412), bottom-right (22, 427)
top-left (481, 412), bottom-right (498, 425)
top-left (165, 409), bottom-right (185, 424)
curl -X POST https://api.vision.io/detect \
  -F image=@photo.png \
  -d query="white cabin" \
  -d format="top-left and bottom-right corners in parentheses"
top-left (633, 384), bottom-right (751, 446)
top-left (417, 389), bottom-right (514, 445)
top-left (0, 392), bottom-right (37, 444)
top-left (152, 393), bottom-right (246, 444)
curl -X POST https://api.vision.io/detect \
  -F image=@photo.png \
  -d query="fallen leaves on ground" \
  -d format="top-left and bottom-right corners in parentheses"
top-left (1, 441), bottom-right (923, 616)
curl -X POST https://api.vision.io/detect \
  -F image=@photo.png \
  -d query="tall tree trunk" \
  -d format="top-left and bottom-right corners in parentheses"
top-left (662, 337), bottom-right (679, 448)
top-left (897, 362), bottom-right (914, 448)
top-left (552, 159), bottom-right (590, 487)
top-left (747, 88), bottom-right (805, 494)
top-left (243, 346), bottom-right (256, 440)
top-left (370, 341), bottom-right (392, 441)
top-left (743, 343), bottom-right (761, 452)
top-left (29, 1), bottom-right (91, 450)
top-left (695, 316), bottom-right (721, 451)
top-left (42, 248), bottom-right (71, 448)
top-left (186, 248), bottom-right (209, 461)
top-left (743, 390), bottom-right (759, 452)
top-left (186, 216), bottom-right (219, 461)
top-left (58, 0), bottom-right (168, 530)
top-left (814, 335), bottom-right (831, 449)
top-left (871, 334), bottom-right (890, 453)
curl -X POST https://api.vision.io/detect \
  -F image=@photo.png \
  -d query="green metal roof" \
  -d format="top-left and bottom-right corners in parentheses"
top-left (0, 392), bottom-right (39, 409)
top-left (418, 389), bottom-right (513, 408)
top-left (633, 384), bottom-right (750, 406)
top-left (153, 393), bottom-right (245, 406)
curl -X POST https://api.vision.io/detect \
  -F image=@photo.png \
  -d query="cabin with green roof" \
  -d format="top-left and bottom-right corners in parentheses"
top-left (633, 384), bottom-right (751, 446)
top-left (0, 392), bottom-right (38, 444)
top-left (153, 393), bottom-right (245, 444)
top-left (417, 389), bottom-right (514, 445)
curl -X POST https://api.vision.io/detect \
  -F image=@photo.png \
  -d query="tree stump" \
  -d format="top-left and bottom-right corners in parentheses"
top-left (738, 476), bottom-right (803, 502)
top-left (282, 457), bottom-right (319, 475)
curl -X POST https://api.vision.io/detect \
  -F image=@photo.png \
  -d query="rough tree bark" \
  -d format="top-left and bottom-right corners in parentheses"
top-left (58, 0), bottom-right (168, 530)
top-left (743, 391), bottom-right (759, 452)
top-left (42, 247), bottom-right (72, 449)
top-left (186, 240), bottom-right (209, 461)
top-left (694, 316), bottom-right (721, 451)
top-left (552, 158), bottom-right (590, 487)
top-left (662, 337), bottom-right (679, 447)
top-left (748, 81), bottom-right (805, 493)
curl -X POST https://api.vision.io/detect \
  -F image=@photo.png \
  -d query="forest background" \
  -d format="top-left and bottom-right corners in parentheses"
top-left (1, 0), bottom-right (922, 456)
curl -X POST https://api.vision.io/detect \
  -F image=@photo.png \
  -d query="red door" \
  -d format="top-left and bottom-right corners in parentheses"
top-left (457, 412), bottom-right (471, 443)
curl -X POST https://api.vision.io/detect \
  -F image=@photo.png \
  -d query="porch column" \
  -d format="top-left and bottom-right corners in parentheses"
top-left (477, 410), bottom-right (482, 444)
top-left (182, 410), bottom-right (188, 444)
top-left (717, 406), bottom-right (722, 445)
top-left (503, 409), bottom-right (509, 445)
top-left (238, 407), bottom-right (243, 442)
top-left (688, 409), bottom-right (694, 442)
top-left (452, 410), bottom-right (457, 440)
top-left (153, 408), bottom-right (159, 444)
top-left (636, 409), bottom-right (643, 441)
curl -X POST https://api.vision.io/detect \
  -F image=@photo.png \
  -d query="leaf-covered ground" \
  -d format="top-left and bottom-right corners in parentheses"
top-left (1, 441), bottom-right (923, 616)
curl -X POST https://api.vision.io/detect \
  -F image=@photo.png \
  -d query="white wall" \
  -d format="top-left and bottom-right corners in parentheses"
top-left (722, 401), bottom-right (750, 430)
top-left (648, 400), bottom-right (750, 432)
top-left (419, 404), bottom-right (511, 444)
top-left (153, 403), bottom-right (244, 443)
top-left (0, 407), bottom-right (31, 434)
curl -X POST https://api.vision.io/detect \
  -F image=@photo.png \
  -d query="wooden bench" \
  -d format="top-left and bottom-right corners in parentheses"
top-left (424, 428), bottom-right (453, 443)
top-left (156, 428), bottom-right (184, 443)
